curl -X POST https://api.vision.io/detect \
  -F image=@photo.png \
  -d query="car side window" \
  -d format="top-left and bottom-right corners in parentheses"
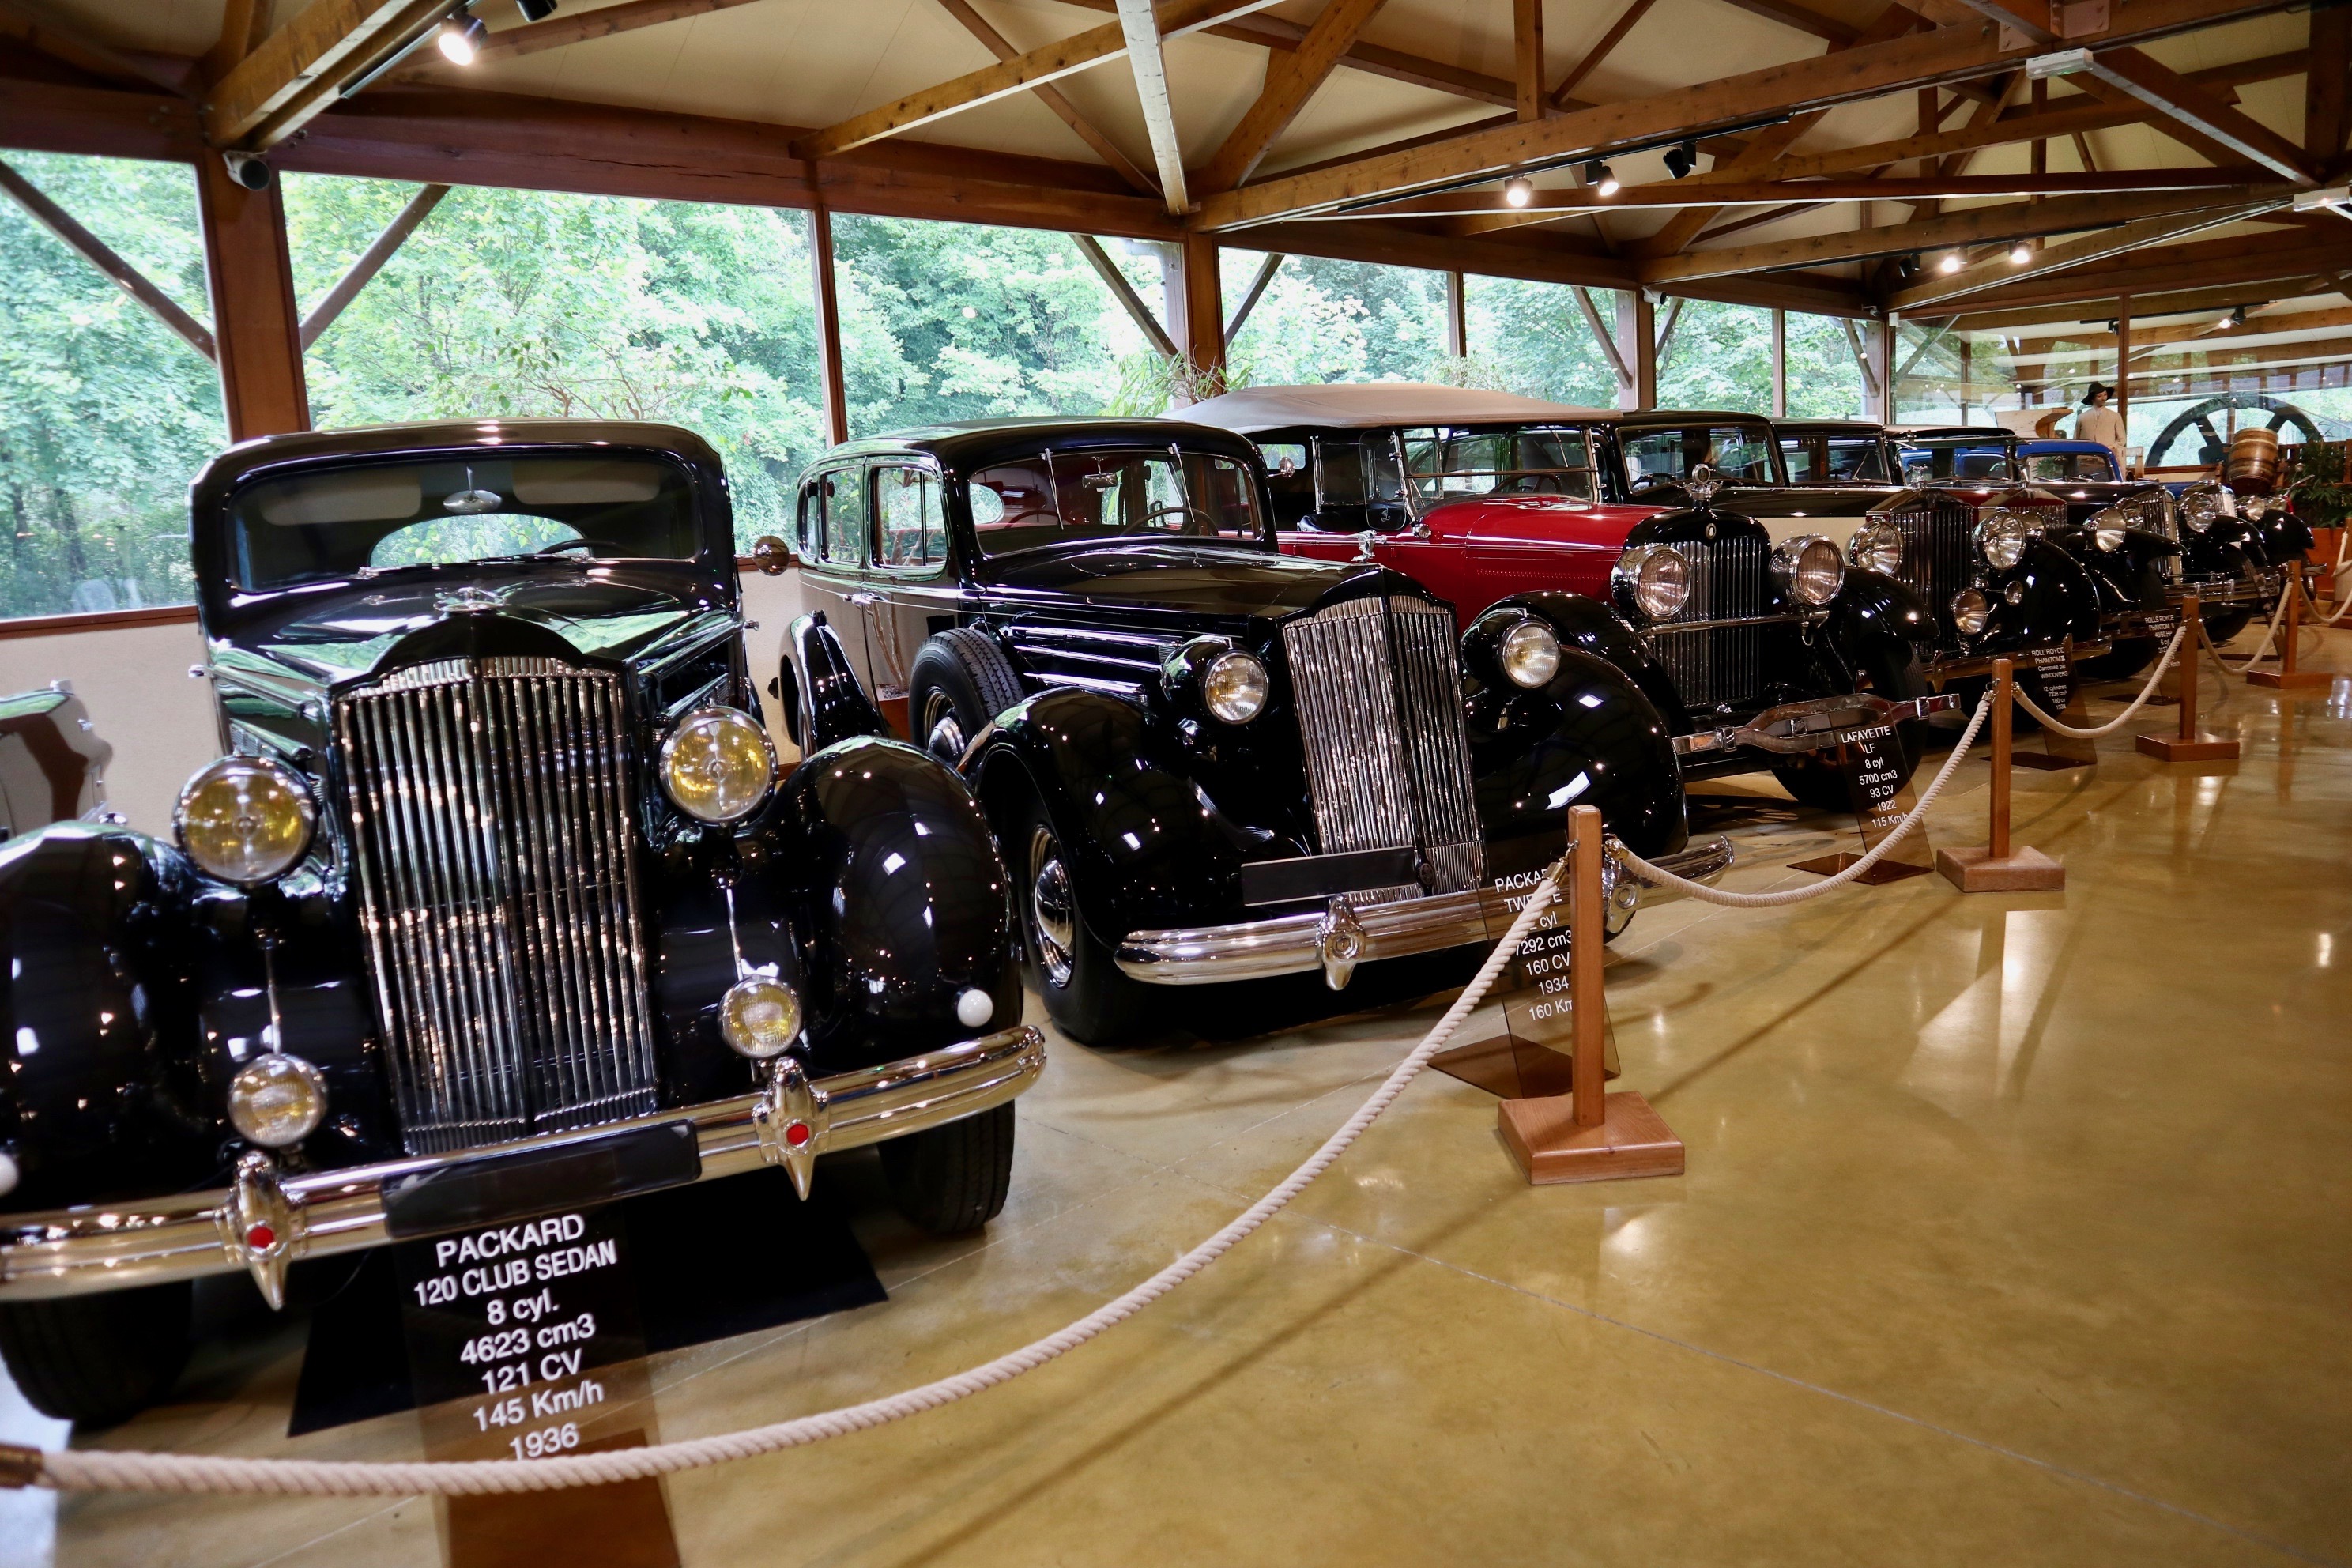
top-left (1261, 442), bottom-right (1314, 527)
top-left (1781, 438), bottom-right (1818, 481)
top-left (797, 479), bottom-right (825, 559)
top-left (874, 465), bottom-right (945, 569)
top-left (820, 466), bottom-right (868, 567)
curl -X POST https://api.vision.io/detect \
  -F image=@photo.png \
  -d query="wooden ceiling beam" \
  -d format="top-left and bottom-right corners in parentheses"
top-left (1889, 200), bottom-right (2284, 308)
top-left (2057, 45), bottom-right (2316, 183)
top-left (2305, 5), bottom-right (2347, 167)
top-left (1551, 0), bottom-right (1657, 108)
top-left (1950, 277), bottom-right (2350, 329)
top-left (1648, 184), bottom-right (2283, 281)
top-left (1193, 0), bottom-right (2301, 231)
top-left (790, 0), bottom-right (1280, 162)
top-left (2013, 301), bottom-right (2352, 352)
top-left (468, 0), bottom-right (763, 62)
top-left (0, 0), bottom-right (194, 97)
top-left (206, 0), bottom-right (453, 149)
top-left (1113, 0), bottom-right (1191, 213)
top-left (1513, 0), bottom-right (1544, 121)
top-left (933, 0), bottom-right (1158, 195)
top-left (1196, 0), bottom-right (1385, 194)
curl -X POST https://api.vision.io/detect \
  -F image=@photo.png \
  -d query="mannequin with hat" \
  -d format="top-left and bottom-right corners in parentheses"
top-left (2075, 383), bottom-right (2128, 475)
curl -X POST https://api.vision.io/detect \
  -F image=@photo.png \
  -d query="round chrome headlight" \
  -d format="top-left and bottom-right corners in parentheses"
top-left (1950, 587), bottom-right (1993, 635)
top-left (2090, 505), bottom-right (2132, 552)
top-left (1612, 544), bottom-right (1691, 620)
top-left (1497, 618), bottom-right (1560, 689)
top-left (1201, 650), bottom-right (1269, 724)
top-left (176, 756), bottom-right (315, 886)
top-left (719, 976), bottom-right (803, 1059)
top-left (1977, 510), bottom-right (2034, 569)
top-left (661, 706), bottom-right (777, 824)
top-left (2180, 488), bottom-right (2224, 533)
top-left (1849, 521), bottom-right (1903, 575)
top-left (1772, 536), bottom-right (1845, 608)
top-left (228, 1053), bottom-right (327, 1148)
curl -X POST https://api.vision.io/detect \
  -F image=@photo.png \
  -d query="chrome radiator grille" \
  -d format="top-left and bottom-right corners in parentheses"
top-left (1896, 500), bottom-right (1973, 616)
top-left (334, 658), bottom-right (659, 1155)
top-left (1646, 537), bottom-right (1772, 710)
top-left (1282, 597), bottom-right (1484, 901)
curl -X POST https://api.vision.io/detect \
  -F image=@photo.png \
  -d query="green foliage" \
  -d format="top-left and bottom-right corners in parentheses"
top-left (1463, 276), bottom-right (1619, 406)
top-left (2290, 439), bottom-right (2352, 528)
top-left (1223, 254), bottom-right (1445, 386)
top-left (1659, 300), bottom-right (1773, 412)
top-left (0, 153), bottom-right (222, 617)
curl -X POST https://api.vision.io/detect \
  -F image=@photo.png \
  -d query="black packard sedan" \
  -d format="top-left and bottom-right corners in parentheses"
top-left (0, 420), bottom-right (1042, 1426)
top-left (783, 418), bottom-right (1729, 1047)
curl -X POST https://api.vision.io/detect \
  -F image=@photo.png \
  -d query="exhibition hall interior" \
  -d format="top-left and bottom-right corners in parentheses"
top-left (0, 0), bottom-right (2347, 1562)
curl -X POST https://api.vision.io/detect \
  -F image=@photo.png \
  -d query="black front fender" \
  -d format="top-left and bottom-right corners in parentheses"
top-left (1979, 537), bottom-right (2103, 651)
top-left (1824, 567), bottom-right (1936, 664)
top-left (1463, 643), bottom-right (1688, 861)
top-left (786, 612), bottom-right (888, 752)
top-left (1492, 591), bottom-right (1692, 733)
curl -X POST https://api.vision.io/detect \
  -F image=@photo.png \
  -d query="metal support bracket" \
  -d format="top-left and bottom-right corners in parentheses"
top-left (1672, 691), bottom-right (1961, 758)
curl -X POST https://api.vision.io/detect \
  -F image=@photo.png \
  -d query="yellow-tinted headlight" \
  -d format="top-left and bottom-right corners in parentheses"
top-left (661, 706), bottom-right (776, 824)
top-left (175, 756), bottom-right (315, 885)
top-left (227, 1053), bottom-right (327, 1148)
top-left (719, 977), bottom-right (803, 1059)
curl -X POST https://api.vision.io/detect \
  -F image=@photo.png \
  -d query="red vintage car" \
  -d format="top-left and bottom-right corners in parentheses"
top-left (1182, 386), bottom-right (1968, 808)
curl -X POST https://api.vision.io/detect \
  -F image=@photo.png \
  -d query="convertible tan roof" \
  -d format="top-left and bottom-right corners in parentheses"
top-left (1182, 384), bottom-right (1615, 435)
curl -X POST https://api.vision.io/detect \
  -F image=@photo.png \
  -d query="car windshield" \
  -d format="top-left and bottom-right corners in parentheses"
top-left (1396, 425), bottom-right (1596, 504)
top-left (1901, 438), bottom-right (2017, 483)
top-left (1780, 434), bottom-right (1890, 483)
top-left (1620, 424), bottom-right (1777, 488)
top-left (965, 447), bottom-right (1264, 557)
top-left (226, 455), bottom-right (702, 590)
top-left (2024, 451), bottom-right (2118, 481)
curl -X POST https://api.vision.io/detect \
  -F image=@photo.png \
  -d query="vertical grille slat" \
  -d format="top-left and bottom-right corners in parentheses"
top-left (1282, 596), bottom-right (1485, 903)
top-left (337, 658), bottom-right (658, 1155)
top-left (1649, 537), bottom-right (1770, 710)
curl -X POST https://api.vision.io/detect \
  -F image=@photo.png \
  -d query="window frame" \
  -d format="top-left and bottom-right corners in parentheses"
top-left (868, 458), bottom-right (951, 577)
top-left (806, 462), bottom-right (871, 570)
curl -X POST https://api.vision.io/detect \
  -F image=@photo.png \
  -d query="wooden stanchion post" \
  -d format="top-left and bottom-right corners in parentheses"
top-left (1937, 657), bottom-right (2064, 891)
top-left (1499, 805), bottom-right (1683, 1185)
top-left (2137, 594), bottom-right (2241, 761)
top-left (2248, 562), bottom-right (2328, 691)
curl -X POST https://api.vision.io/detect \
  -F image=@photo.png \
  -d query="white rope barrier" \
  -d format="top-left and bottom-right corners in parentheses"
top-left (18, 858), bottom-right (1573, 1497)
top-left (2011, 625), bottom-right (2188, 736)
top-left (1613, 691), bottom-right (1992, 907)
top-left (2211, 590), bottom-right (2291, 673)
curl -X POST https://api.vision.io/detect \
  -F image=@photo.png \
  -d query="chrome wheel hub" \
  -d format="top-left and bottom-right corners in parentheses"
top-left (1027, 824), bottom-right (1076, 989)
top-left (922, 693), bottom-right (966, 765)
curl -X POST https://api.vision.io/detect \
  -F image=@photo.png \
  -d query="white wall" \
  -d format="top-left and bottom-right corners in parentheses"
top-left (0, 570), bottom-right (817, 837)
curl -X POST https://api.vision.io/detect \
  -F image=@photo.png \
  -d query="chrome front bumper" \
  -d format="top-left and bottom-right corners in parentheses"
top-left (1114, 839), bottom-right (1735, 988)
top-left (0, 1027), bottom-right (1046, 1303)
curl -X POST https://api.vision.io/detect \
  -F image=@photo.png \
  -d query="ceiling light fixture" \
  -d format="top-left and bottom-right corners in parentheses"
top-left (2008, 241), bottom-right (2033, 265)
top-left (516, 0), bottom-right (559, 18)
top-left (1503, 177), bottom-right (1535, 208)
top-left (438, 9), bottom-right (487, 64)
top-left (1584, 160), bottom-right (1619, 197)
top-left (1939, 252), bottom-right (1965, 273)
top-left (1663, 140), bottom-right (1698, 179)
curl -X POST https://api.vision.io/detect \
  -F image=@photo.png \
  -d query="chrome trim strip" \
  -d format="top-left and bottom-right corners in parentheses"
top-left (0, 1027), bottom-right (1046, 1301)
top-left (1114, 841), bottom-right (1733, 984)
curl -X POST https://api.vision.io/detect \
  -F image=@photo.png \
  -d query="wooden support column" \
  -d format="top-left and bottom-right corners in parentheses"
top-left (1873, 317), bottom-right (1895, 422)
top-left (1444, 269), bottom-right (1467, 358)
top-left (196, 157), bottom-right (307, 439)
top-left (2115, 292), bottom-right (2131, 469)
top-left (808, 204), bottom-right (850, 447)
top-left (1770, 307), bottom-right (1787, 416)
top-left (1179, 231), bottom-right (1227, 389)
top-left (1619, 290), bottom-right (1657, 410)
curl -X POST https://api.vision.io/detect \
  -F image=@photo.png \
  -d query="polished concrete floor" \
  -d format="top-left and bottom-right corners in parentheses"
top-left (6, 628), bottom-right (2349, 1568)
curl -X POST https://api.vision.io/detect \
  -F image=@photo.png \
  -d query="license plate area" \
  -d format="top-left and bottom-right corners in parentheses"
top-left (380, 1121), bottom-right (702, 1240)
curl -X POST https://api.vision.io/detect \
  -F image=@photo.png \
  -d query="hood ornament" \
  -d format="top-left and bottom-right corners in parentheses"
top-left (1683, 464), bottom-right (1722, 508)
top-left (1351, 529), bottom-right (1379, 564)
top-left (436, 585), bottom-right (504, 615)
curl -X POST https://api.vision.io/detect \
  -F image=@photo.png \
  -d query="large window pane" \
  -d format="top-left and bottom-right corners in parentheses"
top-left (1463, 277), bottom-right (1619, 406)
top-left (1221, 254), bottom-right (1446, 386)
top-left (1783, 312), bottom-right (1868, 420)
top-left (287, 176), bottom-right (825, 537)
top-left (0, 153), bottom-right (221, 619)
top-left (1657, 299), bottom-right (1772, 413)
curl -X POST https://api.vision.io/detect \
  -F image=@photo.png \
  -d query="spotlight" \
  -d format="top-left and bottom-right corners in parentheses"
top-left (1584, 160), bottom-right (1619, 197)
top-left (437, 9), bottom-right (488, 64)
top-left (1502, 176), bottom-right (1535, 208)
top-left (1938, 251), bottom-right (1965, 273)
top-left (1663, 139), bottom-right (1698, 179)
top-left (2008, 241), bottom-right (2032, 265)
top-left (2226, 305), bottom-right (2248, 328)
top-left (516, 0), bottom-right (559, 17)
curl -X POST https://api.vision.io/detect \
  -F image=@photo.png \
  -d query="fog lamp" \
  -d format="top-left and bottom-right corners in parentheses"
top-left (1951, 588), bottom-right (1993, 635)
top-left (228, 1054), bottom-right (327, 1148)
top-left (1498, 618), bottom-right (1561, 689)
top-left (1772, 536), bottom-right (1845, 607)
top-left (1202, 650), bottom-right (1269, 724)
top-left (176, 756), bottom-right (315, 886)
top-left (720, 977), bottom-right (804, 1059)
top-left (661, 707), bottom-right (776, 823)
top-left (1849, 520), bottom-right (1904, 575)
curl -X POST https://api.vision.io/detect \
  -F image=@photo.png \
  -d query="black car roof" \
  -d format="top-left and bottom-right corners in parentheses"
top-left (1898, 425), bottom-right (2017, 442)
top-left (190, 418), bottom-right (727, 511)
top-left (824, 417), bottom-right (1264, 472)
top-left (1775, 420), bottom-right (1885, 434)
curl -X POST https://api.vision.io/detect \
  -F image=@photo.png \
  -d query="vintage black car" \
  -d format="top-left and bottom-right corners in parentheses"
top-left (0, 420), bottom-right (1042, 1426)
top-left (0, 683), bottom-right (114, 841)
top-left (2165, 477), bottom-right (2315, 644)
top-left (785, 416), bottom-right (1731, 1046)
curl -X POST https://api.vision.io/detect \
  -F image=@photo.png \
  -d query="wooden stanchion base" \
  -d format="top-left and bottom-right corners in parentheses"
top-left (1786, 850), bottom-right (1931, 884)
top-left (1499, 1091), bottom-right (1684, 1185)
top-left (2135, 732), bottom-right (2241, 760)
top-left (1935, 844), bottom-right (2065, 891)
top-left (2247, 669), bottom-right (2331, 691)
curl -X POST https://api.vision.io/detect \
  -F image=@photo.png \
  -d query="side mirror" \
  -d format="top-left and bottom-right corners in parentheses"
top-left (749, 535), bottom-right (796, 576)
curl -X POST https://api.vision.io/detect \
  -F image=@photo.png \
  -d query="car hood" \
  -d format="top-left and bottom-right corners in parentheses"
top-left (982, 541), bottom-right (1415, 620)
top-left (209, 570), bottom-right (734, 691)
top-left (1421, 494), bottom-right (1663, 544)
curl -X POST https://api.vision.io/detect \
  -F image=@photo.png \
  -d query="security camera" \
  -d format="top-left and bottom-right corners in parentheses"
top-left (223, 152), bottom-right (270, 190)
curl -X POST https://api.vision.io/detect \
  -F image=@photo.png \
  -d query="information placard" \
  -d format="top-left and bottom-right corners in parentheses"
top-left (1788, 725), bottom-right (1932, 883)
top-left (1430, 855), bottom-right (1619, 1100)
